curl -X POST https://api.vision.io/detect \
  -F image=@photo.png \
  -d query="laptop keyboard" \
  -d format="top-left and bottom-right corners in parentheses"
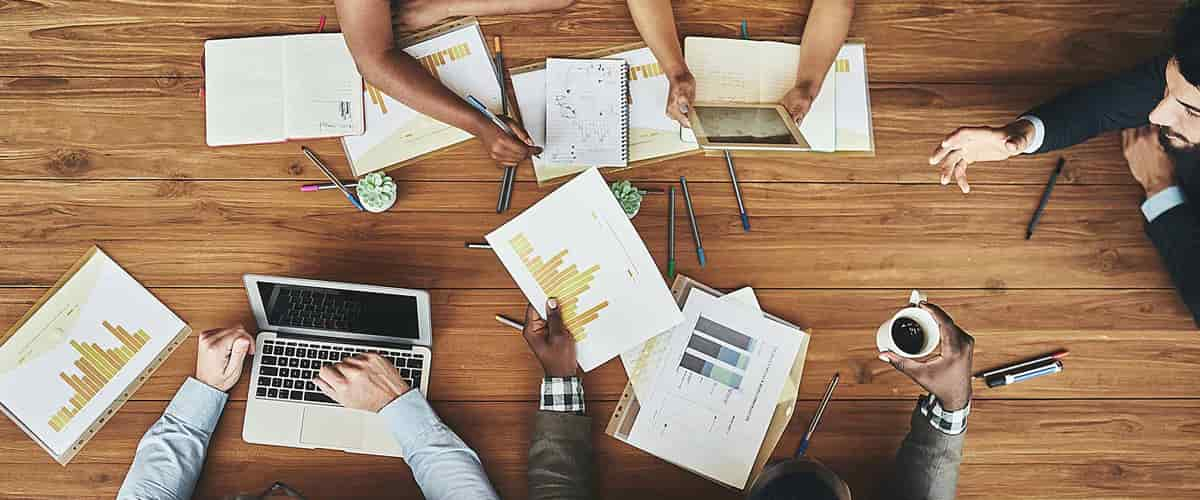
top-left (255, 338), bottom-right (425, 406)
top-left (273, 287), bottom-right (362, 331)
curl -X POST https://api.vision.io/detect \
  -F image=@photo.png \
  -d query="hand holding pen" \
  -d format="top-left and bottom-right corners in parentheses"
top-left (465, 95), bottom-right (541, 168)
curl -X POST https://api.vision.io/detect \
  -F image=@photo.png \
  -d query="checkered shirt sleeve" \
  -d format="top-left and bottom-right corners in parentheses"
top-left (918, 394), bottom-right (970, 435)
top-left (540, 376), bottom-right (586, 414)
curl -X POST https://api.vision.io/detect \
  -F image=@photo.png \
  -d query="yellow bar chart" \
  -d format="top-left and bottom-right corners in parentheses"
top-left (48, 321), bottom-right (149, 432)
top-left (510, 233), bottom-right (609, 342)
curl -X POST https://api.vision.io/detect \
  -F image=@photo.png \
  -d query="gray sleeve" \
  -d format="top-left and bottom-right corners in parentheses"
top-left (893, 405), bottom-right (966, 500)
top-left (528, 411), bottom-right (594, 500)
top-left (117, 378), bottom-right (228, 500)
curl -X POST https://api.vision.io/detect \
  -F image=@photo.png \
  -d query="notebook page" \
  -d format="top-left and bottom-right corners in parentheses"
top-left (544, 58), bottom-right (628, 167)
top-left (282, 33), bottom-right (364, 140)
top-left (834, 43), bottom-right (873, 151)
top-left (685, 37), bottom-right (761, 103)
top-left (798, 64), bottom-right (836, 152)
top-left (204, 37), bottom-right (286, 146)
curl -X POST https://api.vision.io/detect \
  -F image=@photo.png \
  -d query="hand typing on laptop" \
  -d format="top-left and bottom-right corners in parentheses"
top-left (313, 353), bottom-right (411, 412)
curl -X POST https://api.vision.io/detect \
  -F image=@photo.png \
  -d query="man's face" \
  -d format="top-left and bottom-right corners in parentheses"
top-left (1149, 59), bottom-right (1200, 154)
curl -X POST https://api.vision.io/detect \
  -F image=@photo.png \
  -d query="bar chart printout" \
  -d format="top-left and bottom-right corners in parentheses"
top-left (510, 233), bottom-right (610, 342)
top-left (48, 321), bottom-right (150, 431)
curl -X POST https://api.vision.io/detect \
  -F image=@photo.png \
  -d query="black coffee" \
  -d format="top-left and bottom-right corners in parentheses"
top-left (891, 317), bottom-right (926, 354)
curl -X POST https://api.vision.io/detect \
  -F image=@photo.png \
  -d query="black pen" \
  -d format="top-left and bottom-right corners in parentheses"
top-left (680, 176), bottom-right (706, 267)
top-left (1026, 157), bottom-right (1065, 239)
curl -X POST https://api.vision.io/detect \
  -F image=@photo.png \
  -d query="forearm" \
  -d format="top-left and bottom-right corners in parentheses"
top-left (793, 0), bottom-right (854, 95)
top-left (1145, 198), bottom-right (1200, 326)
top-left (117, 378), bottom-right (227, 500)
top-left (444, 0), bottom-right (576, 17)
top-left (382, 391), bottom-right (499, 500)
top-left (628, 0), bottom-right (689, 78)
top-left (529, 377), bottom-right (593, 500)
top-left (893, 396), bottom-right (966, 500)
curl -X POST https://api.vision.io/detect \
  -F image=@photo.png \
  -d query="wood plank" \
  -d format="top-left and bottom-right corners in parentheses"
top-left (0, 180), bottom-right (1169, 289)
top-left (0, 78), bottom-right (1140, 184)
top-left (0, 288), bottom-right (1194, 403)
top-left (0, 400), bottom-right (1197, 499)
top-left (0, 1), bottom-right (1178, 85)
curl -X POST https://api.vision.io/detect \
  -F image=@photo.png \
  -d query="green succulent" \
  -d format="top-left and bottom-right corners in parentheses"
top-left (610, 180), bottom-right (644, 216)
top-left (357, 172), bottom-right (397, 211)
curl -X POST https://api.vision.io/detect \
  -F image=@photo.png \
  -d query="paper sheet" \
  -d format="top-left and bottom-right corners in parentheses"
top-left (204, 37), bottom-right (287, 146)
top-left (342, 22), bottom-right (501, 175)
top-left (486, 168), bottom-right (682, 371)
top-left (834, 43), bottom-right (873, 151)
top-left (621, 289), bottom-right (804, 489)
top-left (0, 250), bottom-right (187, 456)
top-left (799, 64), bottom-right (836, 152)
top-left (544, 58), bottom-right (629, 167)
top-left (284, 33), bottom-right (364, 140)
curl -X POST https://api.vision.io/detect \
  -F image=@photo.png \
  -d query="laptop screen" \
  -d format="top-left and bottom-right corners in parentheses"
top-left (256, 281), bottom-right (421, 340)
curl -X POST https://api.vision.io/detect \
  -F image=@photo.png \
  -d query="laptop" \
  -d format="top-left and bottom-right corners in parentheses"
top-left (241, 274), bottom-right (432, 457)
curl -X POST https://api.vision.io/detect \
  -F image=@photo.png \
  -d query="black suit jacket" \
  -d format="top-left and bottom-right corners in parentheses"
top-left (1026, 54), bottom-right (1200, 326)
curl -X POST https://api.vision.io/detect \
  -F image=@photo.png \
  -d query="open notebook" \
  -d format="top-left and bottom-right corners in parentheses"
top-left (204, 33), bottom-right (364, 147)
top-left (543, 58), bottom-right (630, 168)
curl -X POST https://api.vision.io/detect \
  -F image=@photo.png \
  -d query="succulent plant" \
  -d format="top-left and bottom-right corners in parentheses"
top-left (610, 180), bottom-right (644, 217)
top-left (357, 172), bottom-right (397, 212)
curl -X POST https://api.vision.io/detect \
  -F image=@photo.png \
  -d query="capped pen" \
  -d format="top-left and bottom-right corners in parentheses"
top-left (976, 350), bottom-right (1069, 379)
top-left (986, 360), bottom-right (1063, 388)
top-left (679, 176), bottom-right (706, 267)
top-left (797, 372), bottom-right (839, 456)
top-left (465, 242), bottom-right (492, 250)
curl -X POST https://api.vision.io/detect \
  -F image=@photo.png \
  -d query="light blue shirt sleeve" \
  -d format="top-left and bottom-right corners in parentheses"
top-left (1142, 186), bottom-right (1187, 222)
top-left (380, 390), bottom-right (500, 500)
top-left (1017, 115), bottom-right (1046, 154)
top-left (118, 377), bottom-right (227, 500)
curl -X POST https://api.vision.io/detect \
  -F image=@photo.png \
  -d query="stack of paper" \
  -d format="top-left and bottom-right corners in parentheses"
top-left (486, 168), bottom-right (683, 371)
top-left (684, 37), bottom-right (873, 153)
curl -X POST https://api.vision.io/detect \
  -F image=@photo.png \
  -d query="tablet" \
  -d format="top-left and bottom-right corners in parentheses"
top-left (686, 103), bottom-right (810, 151)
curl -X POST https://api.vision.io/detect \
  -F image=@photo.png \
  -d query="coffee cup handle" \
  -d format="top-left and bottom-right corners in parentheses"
top-left (908, 289), bottom-right (926, 307)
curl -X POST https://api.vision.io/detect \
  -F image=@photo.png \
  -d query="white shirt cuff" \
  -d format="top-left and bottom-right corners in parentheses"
top-left (1017, 115), bottom-right (1045, 154)
top-left (1141, 186), bottom-right (1186, 222)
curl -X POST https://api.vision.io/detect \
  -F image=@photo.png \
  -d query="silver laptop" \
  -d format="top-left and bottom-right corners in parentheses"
top-left (241, 274), bottom-right (432, 457)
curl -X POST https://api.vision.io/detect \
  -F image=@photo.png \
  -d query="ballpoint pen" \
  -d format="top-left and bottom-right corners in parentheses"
top-left (1026, 157), bottom-right (1065, 239)
top-left (301, 146), bottom-right (364, 211)
top-left (301, 182), bottom-right (358, 192)
top-left (725, 150), bottom-right (750, 231)
top-left (797, 372), bottom-right (840, 456)
top-left (668, 186), bottom-right (677, 278)
top-left (467, 94), bottom-right (519, 213)
top-left (679, 176), bottom-right (706, 267)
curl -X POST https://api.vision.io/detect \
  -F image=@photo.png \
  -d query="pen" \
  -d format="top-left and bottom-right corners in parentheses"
top-left (493, 37), bottom-right (506, 116)
top-left (466, 95), bottom-right (515, 137)
top-left (301, 146), bottom-right (364, 211)
top-left (976, 349), bottom-right (1069, 379)
top-left (301, 182), bottom-right (358, 192)
top-left (797, 372), bottom-right (839, 456)
top-left (1026, 157), bottom-right (1065, 239)
top-left (495, 314), bottom-right (524, 331)
top-left (679, 176), bottom-right (706, 267)
top-left (467, 94), bottom-right (519, 213)
top-left (492, 37), bottom-right (518, 213)
top-left (465, 242), bottom-right (492, 250)
top-left (725, 151), bottom-right (750, 231)
top-left (986, 360), bottom-right (1063, 388)
top-left (667, 186), bottom-right (676, 278)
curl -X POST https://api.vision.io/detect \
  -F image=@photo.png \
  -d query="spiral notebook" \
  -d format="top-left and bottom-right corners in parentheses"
top-left (544, 58), bottom-right (629, 167)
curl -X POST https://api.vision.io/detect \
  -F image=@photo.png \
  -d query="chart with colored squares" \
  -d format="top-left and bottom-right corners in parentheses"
top-left (509, 233), bottom-right (610, 342)
top-left (0, 248), bottom-right (188, 462)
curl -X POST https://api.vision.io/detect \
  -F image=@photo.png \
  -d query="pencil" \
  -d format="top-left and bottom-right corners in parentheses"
top-left (725, 151), bottom-right (750, 231)
top-left (679, 176), bottom-right (706, 267)
top-left (668, 186), bottom-right (676, 278)
top-left (495, 314), bottom-right (524, 331)
top-left (1026, 157), bottom-right (1065, 239)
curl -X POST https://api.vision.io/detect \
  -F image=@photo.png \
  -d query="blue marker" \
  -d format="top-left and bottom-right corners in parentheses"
top-left (679, 176), bottom-right (706, 267)
top-left (986, 360), bottom-right (1063, 388)
top-left (724, 151), bottom-right (750, 232)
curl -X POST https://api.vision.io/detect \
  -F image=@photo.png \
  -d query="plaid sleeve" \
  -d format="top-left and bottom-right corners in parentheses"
top-left (540, 376), bottom-right (586, 414)
top-left (918, 394), bottom-right (970, 435)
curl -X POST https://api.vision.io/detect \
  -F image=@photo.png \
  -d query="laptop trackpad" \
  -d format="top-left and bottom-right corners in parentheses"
top-left (300, 407), bottom-right (364, 449)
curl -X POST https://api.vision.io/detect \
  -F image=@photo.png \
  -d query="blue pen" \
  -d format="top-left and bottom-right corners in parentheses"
top-left (987, 360), bottom-right (1064, 387)
top-left (724, 151), bottom-right (750, 231)
top-left (466, 95), bottom-right (515, 136)
top-left (467, 94), bottom-right (522, 213)
top-left (679, 176), bottom-right (706, 267)
top-left (797, 373), bottom-right (839, 456)
top-left (301, 146), bottom-right (364, 212)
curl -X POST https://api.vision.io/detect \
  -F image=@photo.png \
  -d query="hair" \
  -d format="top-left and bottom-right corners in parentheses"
top-left (748, 470), bottom-right (840, 500)
top-left (1174, 3), bottom-right (1200, 85)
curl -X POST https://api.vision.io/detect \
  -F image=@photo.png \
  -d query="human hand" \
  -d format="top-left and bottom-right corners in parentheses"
top-left (479, 117), bottom-right (541, 168)
top-left (666, 72), bottom-right (696, 128)
top-left (195, 326), bottom-right (255, 392)
top-left (522, 298), bottom-right (578, 377)
top-left (929, 120), bottom-right (1036, 193)
top-left (1122, 125), bottom-right (1177, 197)
top-left (314, 353), bottom-right (411, 412)
top-left (395, 0), bottom-right (450, 30)
top-left (878, 303), bottom-right (975, 410)
top-left (781, 86), bottom-right (816, 124)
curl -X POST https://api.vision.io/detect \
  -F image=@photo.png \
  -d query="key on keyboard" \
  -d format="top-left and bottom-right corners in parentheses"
top-left (256, 339), bottom-right (426, 405)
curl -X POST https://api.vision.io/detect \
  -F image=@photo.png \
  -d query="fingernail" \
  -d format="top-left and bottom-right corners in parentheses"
top-left (878, 354), bottom-right (890, 363)
top-left (962, 185), bottom-right (971, 194)
top-left (548, 298), bottom-right (558, 309)
top-left (940, 176), bottom-right (949, 185)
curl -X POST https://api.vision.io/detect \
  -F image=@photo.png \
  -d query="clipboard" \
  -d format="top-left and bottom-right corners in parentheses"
top-left (510, 42), bottom-right (704, 185)
top-left (342, 17), bottom-right (502, 175)
top-left (0, 246), bottom-right (191, 465)
top-left (606, 274), bottom-right (809, 490)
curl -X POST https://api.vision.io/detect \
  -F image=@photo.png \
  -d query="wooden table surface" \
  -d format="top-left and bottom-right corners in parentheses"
top-left (2, 1), bottom-right (1198, 499)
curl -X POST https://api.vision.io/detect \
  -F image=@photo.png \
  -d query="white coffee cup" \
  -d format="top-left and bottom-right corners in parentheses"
top-left (876, 290), bottom-right (940, 358)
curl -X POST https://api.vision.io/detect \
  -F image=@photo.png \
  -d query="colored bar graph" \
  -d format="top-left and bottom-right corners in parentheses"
top-left (695, 316), bottom-right (756, 352)
top-left (509, 233), bottom-right (609, 342)
top-left (47, 321), bottom-right (151, 432)
top-left (686, 334), bottom-right (751, 370)
top-left (680, 352), bottom-right (743, 389)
